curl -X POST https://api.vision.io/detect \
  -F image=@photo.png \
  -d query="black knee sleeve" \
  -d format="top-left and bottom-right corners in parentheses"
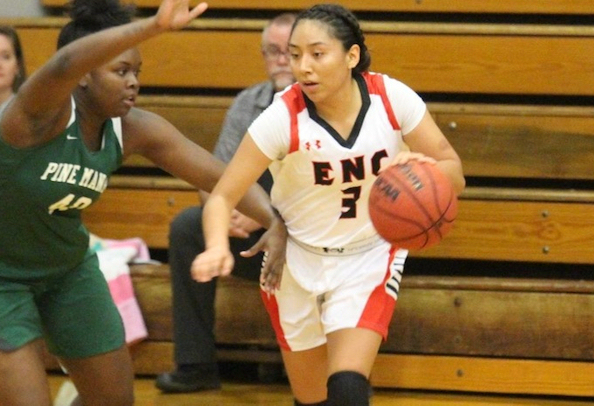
top-left (294, 400), bottom-right (327, 406)
top-left (327, 371), bottom-right (370, 406)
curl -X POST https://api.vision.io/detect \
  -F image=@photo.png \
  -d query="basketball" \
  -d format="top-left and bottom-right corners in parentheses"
top-left (368, 161), bottom-right (458, 250)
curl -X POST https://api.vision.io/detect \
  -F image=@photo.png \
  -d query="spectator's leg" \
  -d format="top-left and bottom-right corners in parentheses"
top-left (155, 206), bottom-right (220, 393)
top-left (232, 229), bottom-right (285, 383)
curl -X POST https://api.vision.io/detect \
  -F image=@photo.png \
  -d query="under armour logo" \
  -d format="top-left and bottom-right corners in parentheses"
top-left (305, 140), bottom-right (321, 150)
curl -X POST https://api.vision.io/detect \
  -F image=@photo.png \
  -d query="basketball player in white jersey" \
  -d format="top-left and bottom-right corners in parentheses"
top-left (191, 4), bottom-right (465, 405)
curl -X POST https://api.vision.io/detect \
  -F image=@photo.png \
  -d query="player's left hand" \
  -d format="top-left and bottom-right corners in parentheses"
top-left (389, 151), bottom-right (436, 167)
top-left (229, 210), bottom-right (262, 238)
top-left (155, 0), bottom-right (208, 31)
top-left (241, 214), bottom-right (287, 295)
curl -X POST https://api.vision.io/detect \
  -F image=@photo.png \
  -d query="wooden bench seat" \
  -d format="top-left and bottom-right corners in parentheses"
top-left (127, 263), bottom-right (594, 396)
top-left (82, 178), bottom-right (198, 249)
top-left (7, 17), bottom-right (594, 96)
top-left (131, 262), bottom-right (594, 360)
top-left (129, 97), bottom-right (594, 183)
top-left (87, 177), bottom-right (594, 264)
top-left (431, 103), bottom-right (594, 181)
top-left (40, 0), bottom-right (594, 15)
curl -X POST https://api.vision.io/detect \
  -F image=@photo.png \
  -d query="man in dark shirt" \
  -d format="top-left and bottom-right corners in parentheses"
top-left (155, 12), bottom-right (296, 393)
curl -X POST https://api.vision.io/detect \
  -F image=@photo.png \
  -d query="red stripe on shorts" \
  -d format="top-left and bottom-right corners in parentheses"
top-left (261, 289), bottom-right (291, 351)
top-left (356, 247), bottom-right (398, 340)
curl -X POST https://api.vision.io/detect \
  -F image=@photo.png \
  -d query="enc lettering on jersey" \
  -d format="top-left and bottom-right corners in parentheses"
top-left (313, 149), bottom-right (388, 185)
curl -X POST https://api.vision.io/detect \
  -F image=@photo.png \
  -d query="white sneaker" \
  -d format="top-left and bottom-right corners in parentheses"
top-left (54, 380), bottom-right (78, 406)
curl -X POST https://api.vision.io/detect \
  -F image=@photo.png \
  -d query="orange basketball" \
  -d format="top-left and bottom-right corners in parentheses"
top-left (368, 161), bottom-right (457, 250)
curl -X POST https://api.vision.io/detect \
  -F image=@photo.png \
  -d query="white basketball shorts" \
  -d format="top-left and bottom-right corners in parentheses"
top-left (261, 238), bottom-right (408, 351)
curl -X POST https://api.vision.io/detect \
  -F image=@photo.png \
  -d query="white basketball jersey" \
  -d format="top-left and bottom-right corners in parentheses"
top-left (249, 72), bottom-right (426, 248)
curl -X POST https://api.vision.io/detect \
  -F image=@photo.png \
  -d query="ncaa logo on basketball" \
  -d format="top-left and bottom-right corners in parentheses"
top-left (399, 163), bottom-right (424, 191)
top-left (372, 176), bottom-right (400, 202)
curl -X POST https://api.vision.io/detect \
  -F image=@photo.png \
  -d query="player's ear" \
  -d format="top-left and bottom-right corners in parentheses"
top-left (346, 44), bottom-right (360, 70)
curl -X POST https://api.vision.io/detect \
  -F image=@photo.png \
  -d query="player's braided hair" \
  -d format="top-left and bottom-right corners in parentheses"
top-left (294, 4), bottom-right (371, 75)
top-left (57, 0), bottom-right (136, 49)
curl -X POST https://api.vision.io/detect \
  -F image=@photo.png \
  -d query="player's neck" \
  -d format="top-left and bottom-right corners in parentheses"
top-left (315, 79), bottom-right (361, 139)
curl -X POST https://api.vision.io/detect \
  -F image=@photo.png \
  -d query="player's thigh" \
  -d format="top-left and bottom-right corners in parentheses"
top-left (326, 327), bottom-right (382, 377)
top-left (0, 339), bottom-right (52, 406)
top-left (321, 245), bottom-right (404, 341)
top-left (262, 265), bottom-right (327, 351)
top-left (39, 254), bottom-right (125, 359)
top-left (59, 345), bottom-right (134, 406)
top-left (281, 345), bottom-right (328, 404)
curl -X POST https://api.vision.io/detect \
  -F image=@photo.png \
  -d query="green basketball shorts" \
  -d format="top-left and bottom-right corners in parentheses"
top-left (0, 251), bottom-right (125, 358)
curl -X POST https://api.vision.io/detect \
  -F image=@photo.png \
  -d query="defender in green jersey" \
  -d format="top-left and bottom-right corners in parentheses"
top-left (0, 1), bottom-right (286, 405)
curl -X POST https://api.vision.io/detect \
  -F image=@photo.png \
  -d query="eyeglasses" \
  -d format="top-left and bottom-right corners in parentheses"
top-left (262, 46), bottom-right (290, 61)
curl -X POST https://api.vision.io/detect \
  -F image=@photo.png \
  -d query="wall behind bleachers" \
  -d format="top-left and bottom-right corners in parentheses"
top-left (0, 0), bottom-right (43, 17)
top-left (40, 0), bottom-right (594, 15)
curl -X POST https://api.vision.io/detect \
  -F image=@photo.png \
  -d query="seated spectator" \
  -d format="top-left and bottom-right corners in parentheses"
top-left (0, 25), bottom-right (26, 109)
top-left (155, 12), bottom-right (296, 393)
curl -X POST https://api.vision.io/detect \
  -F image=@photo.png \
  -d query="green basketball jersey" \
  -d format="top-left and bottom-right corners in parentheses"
top-left (0, 100), bottom-right (123, 277)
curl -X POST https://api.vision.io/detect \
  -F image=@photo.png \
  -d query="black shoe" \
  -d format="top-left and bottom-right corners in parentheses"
top-left (155, 370), bottom-right (221, 393)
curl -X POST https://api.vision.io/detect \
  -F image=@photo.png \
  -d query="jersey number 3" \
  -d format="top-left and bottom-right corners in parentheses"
top-left (340, 186), bottom-right (361, 219)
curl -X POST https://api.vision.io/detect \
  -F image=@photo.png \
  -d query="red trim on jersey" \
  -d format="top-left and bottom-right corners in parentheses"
top-left (281, 75), bottom-right (400, 152)
top-left (281, 84), bottom-right (306, 154)
top-left (261, 289), bottom-right (291, 350)
top-left (362, 72), bottom-right (401, 131)
top-left (356, 246), bottom-right (398, 340)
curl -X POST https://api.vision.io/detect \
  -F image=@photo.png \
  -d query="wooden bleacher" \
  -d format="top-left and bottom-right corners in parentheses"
top-left (40, 0), bottom-right (594, 15)
top-left (14, 0), bottom-right (594, 397)
top-left (12, 17), bottom-right (594, 96)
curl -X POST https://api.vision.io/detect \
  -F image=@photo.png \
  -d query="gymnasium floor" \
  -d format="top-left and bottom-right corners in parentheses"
top-left (47, 362), bottom-right (594, 406)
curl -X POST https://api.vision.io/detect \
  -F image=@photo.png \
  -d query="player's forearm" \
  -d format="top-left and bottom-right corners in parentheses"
top-left (436, 158), bottom-right (465, 196)
top-left (202, 195), bottom-right (232, 250)
top-left (235, 183), bottom-right (276, 230)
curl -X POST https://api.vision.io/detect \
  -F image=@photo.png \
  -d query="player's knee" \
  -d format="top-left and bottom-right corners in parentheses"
top-left (82, 389), bottom-right (134, 406)
top-left (326, 370), bottom-right (369, 406)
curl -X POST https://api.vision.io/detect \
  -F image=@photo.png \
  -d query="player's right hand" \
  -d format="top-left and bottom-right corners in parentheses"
top-left (191, 245), bottom-right (234, 282)
top-left (241, 214), bottom-right (287, 294)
